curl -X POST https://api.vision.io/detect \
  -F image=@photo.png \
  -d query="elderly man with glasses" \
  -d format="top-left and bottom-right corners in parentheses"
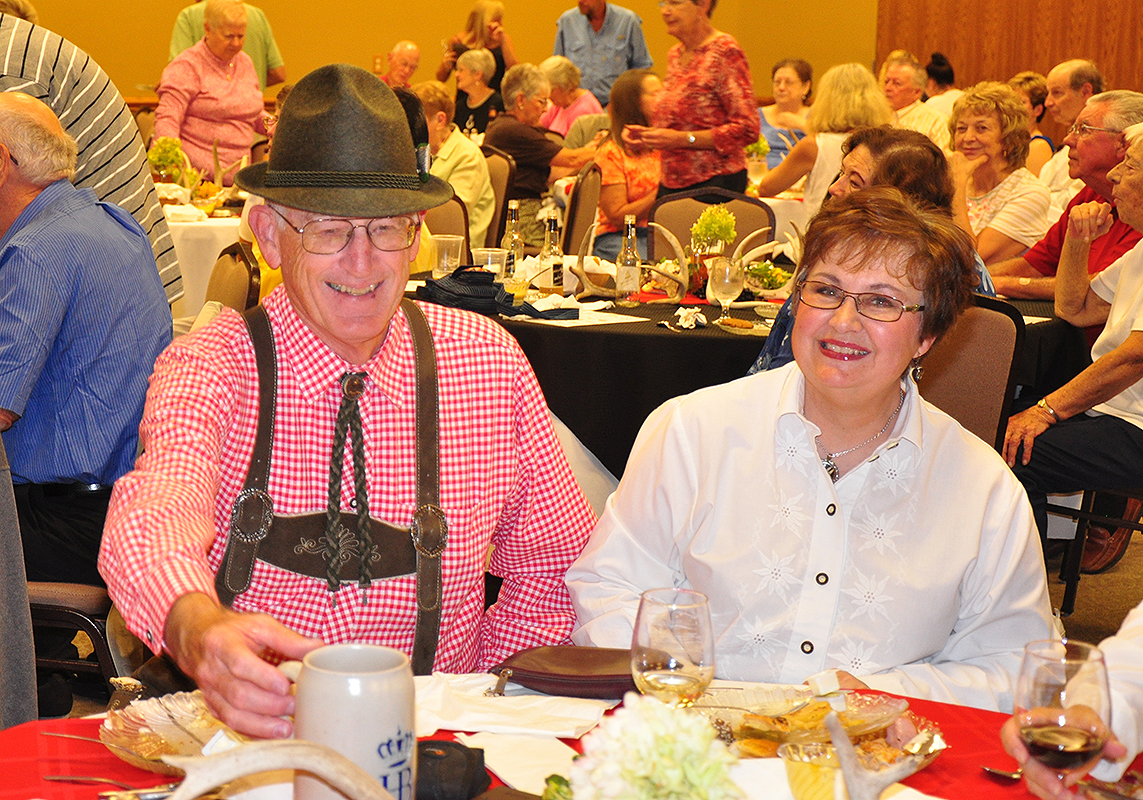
top-left (1006, 122), bottom-right (1143, 573)
top-left (990, 92), bottom-right (1143, 305)
top-left (99, 64), bottom-right (595, 739)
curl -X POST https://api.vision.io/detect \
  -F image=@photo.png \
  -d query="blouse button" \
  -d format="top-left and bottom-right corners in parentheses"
top-left (826, 503), bottom-right (837, 516)
top-left (349, 497), bottom-right (358, 509)
top-left (816, 573), bottom-right (829, 585)
top-left (801, 640), bottom-right (814, 654)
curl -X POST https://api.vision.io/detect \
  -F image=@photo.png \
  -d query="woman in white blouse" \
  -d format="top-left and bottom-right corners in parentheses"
top-left (949, 82), bottom-right (1051, 265)
top-left (566, 188), bottom-right (1055, 712)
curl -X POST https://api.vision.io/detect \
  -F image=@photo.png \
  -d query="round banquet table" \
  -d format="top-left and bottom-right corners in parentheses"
top-left (168, 216), bottom-right (242, 318)
top-left (7, 691), bottom-right (1143, 799)
top-left (493, 302), bottom-right (766, 477)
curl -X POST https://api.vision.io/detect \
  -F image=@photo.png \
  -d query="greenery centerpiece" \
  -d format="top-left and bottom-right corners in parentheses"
top-left (688, 205), bottom-right (737, 295)
top-left (147, 136), bottom-right (201, 190)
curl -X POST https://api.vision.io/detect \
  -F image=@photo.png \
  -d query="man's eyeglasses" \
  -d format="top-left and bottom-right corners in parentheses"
top-left (1067, 120), bottom-right (1119, 138)
top-left (797, 280), bottom-right (925, 322)
top-left (269, 205), bottom-right (416, 254)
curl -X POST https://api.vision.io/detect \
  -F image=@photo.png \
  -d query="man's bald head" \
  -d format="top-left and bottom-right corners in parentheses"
top-left (0, 92), bottom-right (76, 186)
top-left (1045, 59), bottom-right (1103, 126)
top-left (386, 40), bottom-right (421, 88)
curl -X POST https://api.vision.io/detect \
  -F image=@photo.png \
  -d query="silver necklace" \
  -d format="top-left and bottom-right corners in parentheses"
top-left (817, 388), bottom-right (905, 482)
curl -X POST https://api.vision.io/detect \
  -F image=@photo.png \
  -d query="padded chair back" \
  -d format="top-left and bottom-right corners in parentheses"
top-left (562, 161), bottom-right (602, 255)
top-left (481, 144), bottom-right (517, 248)
top-left (648, 187), bottom-right (777, 262)
top-left (917, 294), bottom-right (1025, 452)
top-left (0, 438), bottom-right (36, 729)
top-left (424, 195), bottom-right (471, 264)
top-left (204, 240), bottom-right (261, 312)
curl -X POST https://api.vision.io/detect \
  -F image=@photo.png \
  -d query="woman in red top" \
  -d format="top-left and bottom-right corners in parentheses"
top-left (622, 0), bottom-right (759, 198)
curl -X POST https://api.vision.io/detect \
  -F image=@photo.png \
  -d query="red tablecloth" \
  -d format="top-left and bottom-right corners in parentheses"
top-left (4, 696), bottom-right (1142, 799)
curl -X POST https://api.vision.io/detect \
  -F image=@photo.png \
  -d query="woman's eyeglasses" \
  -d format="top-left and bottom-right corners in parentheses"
top-left (797, 280), bottom-right (924, 322)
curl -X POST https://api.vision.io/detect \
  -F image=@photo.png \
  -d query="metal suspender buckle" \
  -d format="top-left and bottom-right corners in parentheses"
top-left (229, 488), bottom-right (274, 543)
top-left (411, 504), bottom-right (448, 557)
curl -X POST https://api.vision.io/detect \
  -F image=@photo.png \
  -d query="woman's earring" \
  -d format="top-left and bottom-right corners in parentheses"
top-left (910, 358), bottom-right (924, 382)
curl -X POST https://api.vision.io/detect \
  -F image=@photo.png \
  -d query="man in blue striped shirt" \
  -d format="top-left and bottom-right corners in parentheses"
top-left (0, 91), bottom-right (171, 587)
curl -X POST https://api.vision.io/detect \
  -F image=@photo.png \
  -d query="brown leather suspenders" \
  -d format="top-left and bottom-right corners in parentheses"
top-left (214, 299), bottom-right (447, 675)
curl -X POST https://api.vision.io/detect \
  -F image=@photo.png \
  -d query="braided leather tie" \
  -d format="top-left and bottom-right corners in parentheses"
top-left (324, 372), bottom-right (376, 604)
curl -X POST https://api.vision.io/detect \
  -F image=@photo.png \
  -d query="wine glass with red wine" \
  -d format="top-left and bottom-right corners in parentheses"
top-left (1015, 639), bottom-right (1111, 776)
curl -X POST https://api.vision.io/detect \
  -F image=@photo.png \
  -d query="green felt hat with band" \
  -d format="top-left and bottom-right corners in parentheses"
top-left (236, 63), bottom-right (453, 218)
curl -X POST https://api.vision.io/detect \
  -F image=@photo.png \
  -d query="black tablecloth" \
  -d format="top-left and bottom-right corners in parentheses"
top-left (495, 303), bottom-right (765, 475)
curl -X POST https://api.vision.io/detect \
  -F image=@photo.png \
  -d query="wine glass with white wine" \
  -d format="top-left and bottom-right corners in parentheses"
top-left (631, 588), bottom-right (715, 707)
top-left (707, 256), bottom-right (744, 323)
top-left (1015, 639), bottom-right (1111, 780)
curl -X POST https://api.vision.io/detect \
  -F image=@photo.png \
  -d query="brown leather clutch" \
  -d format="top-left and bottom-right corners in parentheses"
top-left (490, 646), bottom-right (636, 700)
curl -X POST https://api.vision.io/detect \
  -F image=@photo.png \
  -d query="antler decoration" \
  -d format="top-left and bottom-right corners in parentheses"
top-left (162, 740), bottom-right (396, 800)
top-left (730, 227), bottom-right (772, 264)
top-left (569, 222), bottom-right (689, 304)
top-left (824, 711), bottom-right (924, 800)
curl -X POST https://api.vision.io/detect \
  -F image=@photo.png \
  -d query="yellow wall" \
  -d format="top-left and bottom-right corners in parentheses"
top-left (31, 0), bottom-right (878, 102)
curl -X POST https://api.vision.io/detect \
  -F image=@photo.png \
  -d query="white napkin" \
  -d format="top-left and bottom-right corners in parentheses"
top-left (454, 732), bottom-right (578, 795)
top-left (414, 673), bottom-right (612, 738)
top-left (164, 203), bottom-right (208, 222)
top-left (529, 294), bottom-right (614, 313)
top-left (729, 758), bottom-right (941, 800)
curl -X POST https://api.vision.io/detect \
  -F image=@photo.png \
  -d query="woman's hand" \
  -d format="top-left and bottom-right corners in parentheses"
top-left (485, 20), bottom-right (505, 48)
top-left (1067, 202), bottom-right (1115, 243)
top-left (1000, 711), bottom-right (1127, 800)
top-left (622, 125), bottom-right (693, 151)
top-left (834, 671), bottom-right (870, 690)
top-left (948, 150), bottom-right (987, 186)
top-left (1003, 405), bottom-right (1055, 467)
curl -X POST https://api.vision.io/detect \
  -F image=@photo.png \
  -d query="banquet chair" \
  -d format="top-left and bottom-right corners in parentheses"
top-left (0, 438), bottom-right (36, 728)
top-left (916, 295), bottom-right (1025, 452)
top-left (1049, 488), bottom-right (1143, 616)
top-left (424, 195), bottom-right (471, 264)
top-left (647, 187), bottom-right (777, 262)
top-left (204, 240), bottom-right (261, 312)
top-left (480, 144), bottom-right (516, 248)
top-left (561, 161), bottom-right (601, 256)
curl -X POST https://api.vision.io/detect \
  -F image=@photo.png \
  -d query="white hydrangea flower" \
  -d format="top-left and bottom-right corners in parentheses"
top-left (568, 692), bottom-right (743, 800)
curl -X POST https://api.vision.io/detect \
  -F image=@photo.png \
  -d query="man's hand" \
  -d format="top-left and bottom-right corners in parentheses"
top-left (1000, 710), bottom-right (1126, 799)
top-left (1067, 202), bottom-right (1115, 243)
top-left (1003, 405), bottom-right (1056, 467)
top-left (165, 593), bottom-right (324, 739)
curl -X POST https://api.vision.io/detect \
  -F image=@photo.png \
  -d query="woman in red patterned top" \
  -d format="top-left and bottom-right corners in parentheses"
top-left (621, 0), bottom-right (759, 197)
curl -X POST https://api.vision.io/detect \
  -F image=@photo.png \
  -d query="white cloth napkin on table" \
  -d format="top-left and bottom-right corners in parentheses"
top-left (528, 294), bottom-right (613, 313)
top-left (163, 203), bottom-right (208, 222)
top-left (414, 672), bottom-right (613, 738)
top-left (454, 732), bottom-right (578, 795)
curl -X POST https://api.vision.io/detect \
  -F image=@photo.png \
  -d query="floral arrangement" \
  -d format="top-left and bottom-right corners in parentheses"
top-left (744, 137), bottom-right (771, 159)
top-left (147, 137), bottom-right (201, 190)
top-left (690, 205), bottom-right (737, 253)
top-left (542, 692), bottom-right (743, 800)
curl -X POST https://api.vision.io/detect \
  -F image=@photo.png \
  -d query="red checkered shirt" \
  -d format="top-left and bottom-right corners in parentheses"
top-left (99, 290), bottom-right (596, 671)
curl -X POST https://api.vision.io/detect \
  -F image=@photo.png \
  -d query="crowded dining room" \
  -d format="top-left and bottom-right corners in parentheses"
top-left (2, 0), bottom-right (1143, 798)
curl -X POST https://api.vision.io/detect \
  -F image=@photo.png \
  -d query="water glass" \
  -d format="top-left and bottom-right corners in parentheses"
top-left (430, 234), bottom-right (464, 279)
top-left (631, 588), bottom-right (714, 706)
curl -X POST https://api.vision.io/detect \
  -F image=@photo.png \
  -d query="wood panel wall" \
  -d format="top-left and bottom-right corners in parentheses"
top-left (876, 0), bottom-right (1142, 142)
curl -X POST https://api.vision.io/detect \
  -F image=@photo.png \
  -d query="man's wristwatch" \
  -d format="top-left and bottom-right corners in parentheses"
top-left (1037, 397), bottom-right (1060, 422)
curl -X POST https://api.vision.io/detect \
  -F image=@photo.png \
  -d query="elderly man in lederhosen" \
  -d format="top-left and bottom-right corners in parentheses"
top-left (99, 63), bottom-right (595, 739)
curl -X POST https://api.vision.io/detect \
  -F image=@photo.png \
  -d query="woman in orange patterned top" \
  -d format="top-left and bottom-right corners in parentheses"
top-left (620, 0), bottom-right (759, 198)
top-left (592, 69), bottom-right (662, 261)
